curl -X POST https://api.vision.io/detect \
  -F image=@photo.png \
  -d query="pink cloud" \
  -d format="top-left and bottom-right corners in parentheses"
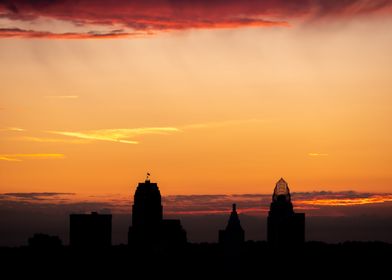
top-left (1, 0), bottom-right (391, 39)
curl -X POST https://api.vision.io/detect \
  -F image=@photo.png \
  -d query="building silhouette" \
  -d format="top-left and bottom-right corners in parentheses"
top-left (128, 178), bottom-right (162, 245)
top-left (128, 176), bottom-right (187, 248)
top-left (267, 178), bottom-right (305, 246)
top-left (28, 233), bottom-right (62, 248)
top-left (70, 212), bottom-right (112, 247)
top-left (160, 219), bottom-right (187, 247)
top-left (219, 204), bottom-right (245, 245)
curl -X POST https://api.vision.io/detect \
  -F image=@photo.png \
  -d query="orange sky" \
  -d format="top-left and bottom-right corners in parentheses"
top-left (1, 2), bottom-right (392, 196)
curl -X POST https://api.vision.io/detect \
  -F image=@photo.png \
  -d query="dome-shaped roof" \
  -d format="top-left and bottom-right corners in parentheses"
top-left (273, 178), bottom-right (291, 202)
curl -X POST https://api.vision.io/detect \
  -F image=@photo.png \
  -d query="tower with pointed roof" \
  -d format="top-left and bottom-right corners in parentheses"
top-left (267, 178), bottom-right (305, 246)
top-left (219, 204), bottom-right (245, 245)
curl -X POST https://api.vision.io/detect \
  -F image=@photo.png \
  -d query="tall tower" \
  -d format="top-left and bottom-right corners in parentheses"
top-left (128, 175), bottom-right (187, 248)
top-left (219, 204), bottom-right (245, 245)
top-left (267, 178), bottom-right (305, 246)
top-left (132, 178), bottom-right (163, 228)
top-left (128, 177), bottom-right (163, 245)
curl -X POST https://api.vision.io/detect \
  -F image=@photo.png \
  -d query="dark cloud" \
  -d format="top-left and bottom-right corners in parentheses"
top-left (1, 0), bottom-right (391, 39)
top-left (3, 1), bottom-right (18, 13)
top-left (164, 191), bottom-right (392, 215)
top-left (1, 192), bottom-right (75, 200)
top-left (2, 190), bottom-right (391, 214)
top-left (0, 27), bottom-right (137, 39)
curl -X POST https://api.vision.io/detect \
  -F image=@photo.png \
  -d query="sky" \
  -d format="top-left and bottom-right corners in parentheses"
top-left (1, 0), bottom-right (392, 245)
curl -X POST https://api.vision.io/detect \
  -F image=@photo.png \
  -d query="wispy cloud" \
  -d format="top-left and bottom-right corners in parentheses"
top-left (2, 192), bottom-right (75, 201)
top-left (47, 127), bottom-right (180, 144)
top-left (43, 120), bottom-right (261, 144)
top-left (182, 119), bottom-right (266, 130)
top-left (164, 191), bottom-right (392, 216)
top-left (0, 27), bottom-right (138, 39)
top-left (0, 127), bottom-right (25, 132)
top-left (19, 136), bottom-right (89, 144)
top-left (0, 153), bottom-right (65, 162)
top-left (298, 194), bottom-right (392, 206)
top-left (44, 95), bottom-right (79, 99)
top-left (5, 119), bottom-right (263, 146)
top-left (308, 153), bottom-right (329, 157)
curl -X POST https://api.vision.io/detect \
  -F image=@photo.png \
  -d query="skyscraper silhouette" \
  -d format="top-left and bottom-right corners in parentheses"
top-left (128, 178), bottom-right (163, 245)
top-left (128, 176), bottom-right (187, 248)
top-left (219, 204), bottom-right (245, 245)
top-left (267, 178), bottom-right (305, 246)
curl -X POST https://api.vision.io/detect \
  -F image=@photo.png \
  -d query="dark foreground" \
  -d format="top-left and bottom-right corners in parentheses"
top-left (1, 241), bottom-right (391, 277)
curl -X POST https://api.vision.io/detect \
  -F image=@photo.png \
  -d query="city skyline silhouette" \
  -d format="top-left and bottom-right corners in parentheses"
top-left (0, 173), bottom-right (391, 246)
top-left (2, 175), bottom-right (390, 247)
top-left (1, 173), bottom-right (392, 246)
top-left (1, 0), bottom-right (392, 275)
top-left (68, 176), bottom-right (304, 249)
top-left (1, 175), bottom-right (391, 277)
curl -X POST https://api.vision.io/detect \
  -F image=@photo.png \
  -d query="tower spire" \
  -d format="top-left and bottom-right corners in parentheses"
top-left (219, 204), bottom-right (245, 245)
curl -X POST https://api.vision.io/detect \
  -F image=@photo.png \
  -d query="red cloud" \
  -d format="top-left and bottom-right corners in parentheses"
top-left (0, 0), bottom-right (391, 39)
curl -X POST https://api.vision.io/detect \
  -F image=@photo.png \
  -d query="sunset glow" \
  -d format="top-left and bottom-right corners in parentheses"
top-left (299, 195), bottom-right (392, 206)
top-left (2, 191), bottom-right (391, 216)
top-left (1, 0), bottom-right (392, 203)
